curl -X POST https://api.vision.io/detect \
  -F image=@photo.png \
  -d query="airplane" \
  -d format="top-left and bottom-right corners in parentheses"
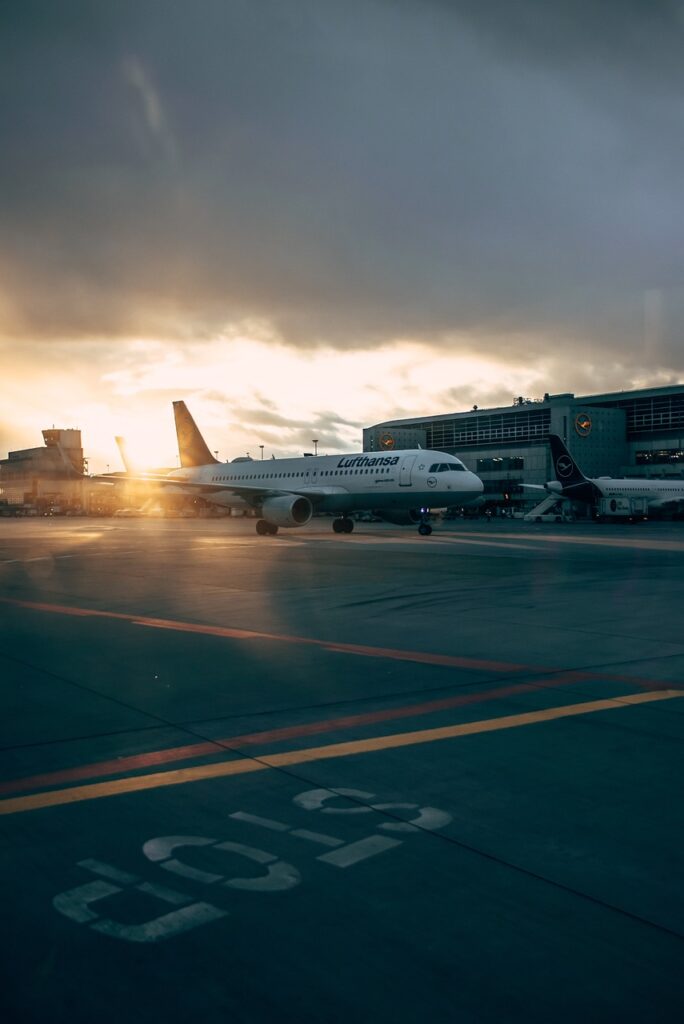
top-left (525, 433), bottom-right (684, 516)
top-left (108, 401), bottom-right (484, 536)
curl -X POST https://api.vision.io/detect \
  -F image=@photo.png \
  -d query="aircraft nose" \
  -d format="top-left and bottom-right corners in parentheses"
top-left (472, 473), bottom-right (484, 493)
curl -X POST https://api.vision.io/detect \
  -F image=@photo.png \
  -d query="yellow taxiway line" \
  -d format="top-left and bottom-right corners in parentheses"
top-left (2, 689), bottom-right (682, 816)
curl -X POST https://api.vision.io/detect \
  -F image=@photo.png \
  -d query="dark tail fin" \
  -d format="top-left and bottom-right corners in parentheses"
top-left (548, 434), bottom-right (588, 486)
top-left (548, 434), bottom-right (597, 502)
top-left (173, 401), bottom-right (218, 468)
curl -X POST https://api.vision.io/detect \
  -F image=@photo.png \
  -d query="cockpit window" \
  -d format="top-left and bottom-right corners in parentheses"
top-left (429, 462), bottom-right (466, 472)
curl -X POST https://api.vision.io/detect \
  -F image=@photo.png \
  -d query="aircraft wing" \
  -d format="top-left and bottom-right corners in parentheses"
top-left (91, 472), bottom-right (176, 489)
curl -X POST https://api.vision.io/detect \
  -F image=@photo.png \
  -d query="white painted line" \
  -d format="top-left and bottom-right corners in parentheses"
top-left (137, 881), bottom-right (192, 906)
top-left (289, 829), bottom-right (344, 847)
top-left (143, 835), bottom-right (217, 861)
top-left (317, 835), bottom-right (403, 868)
top-left (91, 899), bottom-right (227, 942)
top-left (77, 858), bottom-right (139, 885)
top-left (53, 881), bottom-right (120, 924)
top-left (230, 811), bottom-right (290, 831)
top-left (161, 859), bottom-right (224, 885)
top-left (231, 809), bottom-right (345, 847)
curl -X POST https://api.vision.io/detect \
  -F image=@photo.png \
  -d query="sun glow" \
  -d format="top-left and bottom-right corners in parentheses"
top-left (1, 329), bottom-right (546, 472)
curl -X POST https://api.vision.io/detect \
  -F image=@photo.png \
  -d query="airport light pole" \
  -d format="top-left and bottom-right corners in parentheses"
top-left (312, 439), bottom-right (318, 456)
top-left (259, 445), bottom-right (264, 460)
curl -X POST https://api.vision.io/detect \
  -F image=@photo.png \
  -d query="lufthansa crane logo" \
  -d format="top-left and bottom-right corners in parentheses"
top-left (574, 413), bottom-right (592, 437)
top-left (379, 433), bottom-right (395, 450)
top-left (556, 455), bottom-right (574, 479)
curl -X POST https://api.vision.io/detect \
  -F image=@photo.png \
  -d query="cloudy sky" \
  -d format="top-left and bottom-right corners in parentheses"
top-left (2, 0), bottom-right (684, 468)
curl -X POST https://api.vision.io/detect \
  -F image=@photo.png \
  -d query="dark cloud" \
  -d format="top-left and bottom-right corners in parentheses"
top-left (228, 405), bottom-right (358, 432)
top-left (202, 394), bottom-right (362, 453)
top-left (451, 1), bottom-right (684, 82)
top-left (1, 1), bottom-right (684, 374)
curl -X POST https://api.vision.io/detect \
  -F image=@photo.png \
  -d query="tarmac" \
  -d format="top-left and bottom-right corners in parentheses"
top-left (1, 516), bottom-right (683, 1023)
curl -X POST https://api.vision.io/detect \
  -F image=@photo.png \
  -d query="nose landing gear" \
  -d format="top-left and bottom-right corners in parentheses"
top-left (418, 510), bottom-right (432, 536)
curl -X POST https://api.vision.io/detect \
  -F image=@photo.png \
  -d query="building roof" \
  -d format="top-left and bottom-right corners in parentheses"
top-left (368, 383), bottom-right (684, 429)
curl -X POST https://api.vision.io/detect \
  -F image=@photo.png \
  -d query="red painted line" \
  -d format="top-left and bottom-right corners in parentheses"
top-left (5, 597), bottom-right (674, 693)
top-left (0, 669), bottom-right (627, 797)
top-left (0, 595), bottom-right (527, 673)
top-left (2, 596), bottom-right (680, 799)
top-left (132, 617), bottom-right (525, 672)
top-left (0, 740), bottom-right (220, 796)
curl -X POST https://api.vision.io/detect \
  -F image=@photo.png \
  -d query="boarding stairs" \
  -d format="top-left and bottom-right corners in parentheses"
top-left (523, 495), bottom-right (566, 522)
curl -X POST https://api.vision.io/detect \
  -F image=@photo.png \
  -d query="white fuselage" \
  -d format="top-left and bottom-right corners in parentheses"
top-left (592, 476), bottom-right (684, 509)
top-left (168, 449), bottom-right (483, 515)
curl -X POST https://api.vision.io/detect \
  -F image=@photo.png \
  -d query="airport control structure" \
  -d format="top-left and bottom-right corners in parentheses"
top-left (0, 429), bottom-right (99, 515)
top-left (364, 383), bottom-right (684, 512)
top-left (0, 428), bottom-right (181, 517)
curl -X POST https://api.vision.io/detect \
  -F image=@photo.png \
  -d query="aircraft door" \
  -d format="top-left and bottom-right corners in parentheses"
top-left (399, 456), bottom-right (416, 487)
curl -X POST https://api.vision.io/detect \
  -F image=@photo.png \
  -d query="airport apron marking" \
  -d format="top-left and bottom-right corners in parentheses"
top-left (0, 668), bottom-right (668, 798)
top-left (52, 787), bottom-right (451, 943)
top-left (0, 596), bottom-right (526, 673)
top-left (1, 689), bottom-right (681, 816)
top-left (445, 530), bottom-right (684, 553)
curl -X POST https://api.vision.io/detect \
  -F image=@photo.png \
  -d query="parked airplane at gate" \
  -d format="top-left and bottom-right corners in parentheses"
top-left (114, 401), bottom-right (483, 536)
top-left (527, 434), bottom-right (684, 516)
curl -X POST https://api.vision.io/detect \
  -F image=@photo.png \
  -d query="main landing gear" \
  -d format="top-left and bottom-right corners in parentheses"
top-left (332, 517), bottom-right (354, 534)
top-left (256, 519), bottom-right (278, 535)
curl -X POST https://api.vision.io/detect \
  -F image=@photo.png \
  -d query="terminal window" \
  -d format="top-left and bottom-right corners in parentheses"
top-left (635, 449), bottom-right (684, 465)
top-left (477, 457), bottom-right (524, 472)
top-left (425, 409), bottom-right (550, 449)
top-left (618, 395), bottom-right (684, 436)
top-left (482, 479), bottom-right (523, 494)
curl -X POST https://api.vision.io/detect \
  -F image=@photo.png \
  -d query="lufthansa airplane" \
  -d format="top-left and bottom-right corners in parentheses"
top-left (122, 401), bottom-right (483, 536)
top-left (528, 433), bottom-right (684, 515)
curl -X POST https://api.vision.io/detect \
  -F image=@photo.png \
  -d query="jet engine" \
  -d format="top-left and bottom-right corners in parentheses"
top-left (373, 508), bottom-right (423, 526)
top-left (260, 494), bottom-right (313, 528)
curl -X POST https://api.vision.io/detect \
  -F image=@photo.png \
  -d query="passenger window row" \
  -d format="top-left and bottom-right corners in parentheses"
top-left (210, 468), bottom-right (391, 482)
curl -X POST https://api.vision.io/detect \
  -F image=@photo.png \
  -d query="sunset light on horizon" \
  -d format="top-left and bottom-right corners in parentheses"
top-left (2, 2), bottom-right (683, 470)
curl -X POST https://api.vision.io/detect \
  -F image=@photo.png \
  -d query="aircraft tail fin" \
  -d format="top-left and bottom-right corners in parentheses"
top-left (115, 436), bottom-right (133, 473)
top-left (173, 401), bottom-right (219, 468)
top-left (548, 434), bottom-right (588, 486)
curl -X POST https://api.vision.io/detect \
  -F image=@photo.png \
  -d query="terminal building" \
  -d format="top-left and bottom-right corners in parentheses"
top-left (364, 384), bottom-right (684, 509)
